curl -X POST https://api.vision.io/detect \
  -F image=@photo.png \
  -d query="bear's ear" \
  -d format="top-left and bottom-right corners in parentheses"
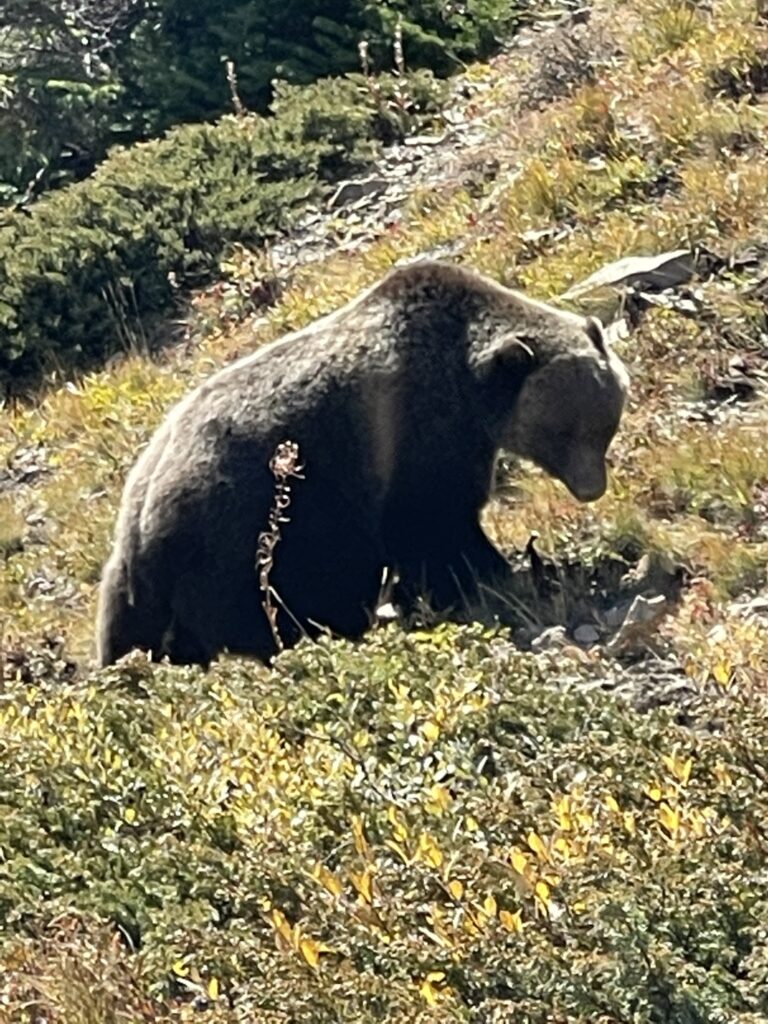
top-left (493, 333), bottom-right (538, 368)
top-left (585, 316), bottom-right (609, 357)
top-left (472, 332), bottom-right (538, 380)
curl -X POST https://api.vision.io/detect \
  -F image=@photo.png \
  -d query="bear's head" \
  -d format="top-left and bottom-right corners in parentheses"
top-left (497, 317), bottom-right (629, 502)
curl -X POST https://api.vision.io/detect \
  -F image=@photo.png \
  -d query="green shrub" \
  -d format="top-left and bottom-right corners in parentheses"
top-left (1, 627), bottom-right (768, 1021)
top-left (0, 71), bottom-right (445, 389)
top-left (0, 117), bottom-right (307, 387)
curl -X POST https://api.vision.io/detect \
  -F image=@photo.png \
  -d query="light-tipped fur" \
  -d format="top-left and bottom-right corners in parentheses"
top-left (97, 260), bottom-right (629, 668)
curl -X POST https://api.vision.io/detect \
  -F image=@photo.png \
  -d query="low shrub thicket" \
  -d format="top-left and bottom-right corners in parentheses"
top-left (1, 627), bottom-right (767, 1021)
top-left (0, 71), bottom-right (445, 390)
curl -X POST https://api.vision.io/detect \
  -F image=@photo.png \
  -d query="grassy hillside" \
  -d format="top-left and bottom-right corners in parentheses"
top-left (2, 1), bottom-right (768, 1020)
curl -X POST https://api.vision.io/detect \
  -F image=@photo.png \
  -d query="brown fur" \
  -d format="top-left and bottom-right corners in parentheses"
top-left (96, 261), bottom-right (629, 667)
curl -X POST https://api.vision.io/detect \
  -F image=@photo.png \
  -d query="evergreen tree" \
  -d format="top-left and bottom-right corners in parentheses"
top-left (118, 0), bottom-right (525, 134)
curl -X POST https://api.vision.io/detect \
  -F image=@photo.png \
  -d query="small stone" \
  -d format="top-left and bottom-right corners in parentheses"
top-left (573, 624), bottom-right (600, 646)
top-left (328, 177), bottom-right (389, 209)
top-left (603, 603), bottom-right (628, 628)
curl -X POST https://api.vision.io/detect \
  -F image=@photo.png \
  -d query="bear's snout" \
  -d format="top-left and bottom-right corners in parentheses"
top-left (561, 459), bottom-right (607, 502)
top-left (567, 478), bottom-right (607, 502)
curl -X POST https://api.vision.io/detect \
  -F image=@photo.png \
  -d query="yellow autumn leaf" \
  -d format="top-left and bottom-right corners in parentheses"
top-left (349, 867), bottom-right (374, 904)
top-left (124, 807), bottom-right (137, 824)
top-left (483, 893), bottom-right (498, 918)
top-left (207, 977), bottom-right (220, 1000)
top-left (510, 848), bottom-right (530, 876)
top-left (604, 794), bottom-right (620, 814)
top-left (447, 879), bottom-right (464, 900)
top-left (554, 793), bottom-right (573, 826)
top-left (465, 815), bottom-right (479, 832)
top-left (384, 838), bottom-right (410, 864)
top-left (422, 719), bottom-right (440, 742)
top-left (387, 806), bottom-right (408, 843)
top-left (645, 783), bottom-right (663, 802)
top-left (351, 815), bottom-right (369, 857)
top-left (534, 879), bottom-right (551, 911)
top-left (299, 937), bottom-right (322, 970)
top-left (552, 836), bottom-right (572, 860)
top-left (426, 783), bottom-right (452, 815)
top-left (499, 909), bottom-right (523, 933)
top-left (463, 915), bottom-right (481, 936)
top-left (575, 810), bottom-right (594, 829)
top-left (623, 812), bottom-right (636, 836)
top-left (663, 753), bottom-right (693, 785)
top-left (658, 802), bottom-right (680, 835)
top-left (527, 831), bottom-right (548, 861)
top-left (313, 863), bottom-right (343, 897)
top-left (420, 972), bottom-right (447, 1006)
top-left (172, 959), bottom-right (189, 977)
top-left (417, 832), bottom-right (444, 869)
top-left (712, 661), bottom-right (732, 687)
top-left (270, 908), bottom-right (293, 944)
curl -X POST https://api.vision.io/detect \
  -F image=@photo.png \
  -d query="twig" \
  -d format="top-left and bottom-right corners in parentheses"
top-left (256, 441), bottom-right (304, 651)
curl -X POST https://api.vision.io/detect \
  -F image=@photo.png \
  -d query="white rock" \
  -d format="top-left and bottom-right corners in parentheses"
top-left (531, 625), bottom-right (569, 653)
top-left (606, 594), bottom-right (668, 655)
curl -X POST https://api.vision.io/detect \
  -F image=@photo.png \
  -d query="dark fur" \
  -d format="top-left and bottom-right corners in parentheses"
top-left (97, 261), bottom-right (628, 667)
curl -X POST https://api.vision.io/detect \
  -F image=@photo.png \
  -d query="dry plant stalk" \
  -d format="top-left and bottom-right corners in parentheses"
top-left (393, 14), bottom-right (405, 77)
top-left (226, 59), bottom-right (247, 116)
top-left (358, 15), bottom-right (408, 120)
top-left (256, 440), bottom-right (304, 651)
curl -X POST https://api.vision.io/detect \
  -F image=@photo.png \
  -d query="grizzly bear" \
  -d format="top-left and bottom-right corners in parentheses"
top-left (96, 261), bottom-right (628, 667)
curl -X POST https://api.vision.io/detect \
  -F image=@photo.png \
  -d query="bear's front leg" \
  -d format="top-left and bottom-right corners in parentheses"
top-left (392, 520), bottom-right (515, 615)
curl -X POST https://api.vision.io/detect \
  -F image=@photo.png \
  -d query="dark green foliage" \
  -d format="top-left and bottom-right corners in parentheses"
top-left (0, 117), bottom-right (308, 387)
top-left (120, 0), bottom-right (524, 134)
top-left (0, 0), bottom-right (142, 204)
top-left (118, 0), bottom-right (364, 132)
top-left (361, 0), bottom-right (523, 74)
top-left (0, 70), bottom-right (445, 389)
top-left (269, 70), bottom-right (447, 171)
top-left (1, 0), bottom-right (524, 207)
